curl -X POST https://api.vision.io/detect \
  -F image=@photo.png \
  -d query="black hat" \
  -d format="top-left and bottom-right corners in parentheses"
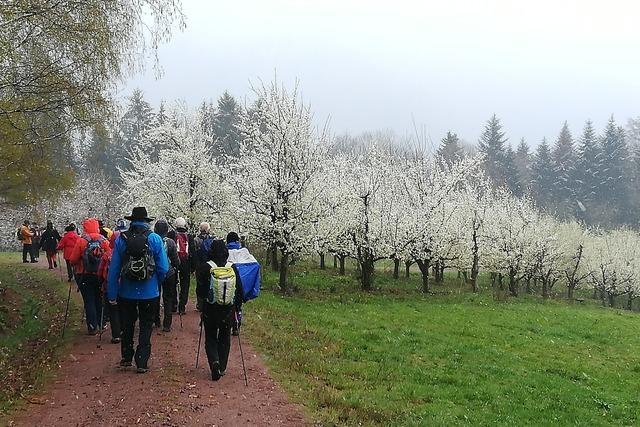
top-left (124, 207), bottom-right (154, 222)
top-left (226, 232), bottom-right (240, 243)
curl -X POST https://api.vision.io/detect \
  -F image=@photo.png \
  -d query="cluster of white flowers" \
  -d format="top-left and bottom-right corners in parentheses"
top-left (4, 80), bottom-right (640, 307)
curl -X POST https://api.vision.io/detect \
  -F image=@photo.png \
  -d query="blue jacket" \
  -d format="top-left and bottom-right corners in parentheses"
top-left (107, 221), bottom-right (169, 301)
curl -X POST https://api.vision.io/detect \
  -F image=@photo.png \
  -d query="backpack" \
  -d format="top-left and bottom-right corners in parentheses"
top-left (195, 235), bottom-right (214, 265)
top-left (206, 261), bottom-right (236, 305)
top-left (16, 228), bottom-right (23, 241)
top-left (82, 236), bottom-right (106, 274)
top-left (176, 232), bottom-right (189, 263)
top-left (120, 229), bottom-right (155, 281)
top-left (227, 248), bottom-right (261, 301)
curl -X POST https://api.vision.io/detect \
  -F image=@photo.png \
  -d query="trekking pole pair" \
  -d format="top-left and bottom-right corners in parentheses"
top-left (194, 311), bottom-right (248, 386)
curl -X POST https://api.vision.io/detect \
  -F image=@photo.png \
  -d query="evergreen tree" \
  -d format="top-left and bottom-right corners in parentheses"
top-left (198, 101), bottom-right (216, 141)
top-left (551, 121), bottom-right (576, 217)
top-left (503, 145), bottom-right (522, 196)
top-left (574, 120), bottom-right (601, 220)
top-left (213, 91), bottom-right (242, 157)
top-left (478, 114), bottom-right (509, 189)
top-left (599, 117), bottom-right (629, 223)
top-left (115, 89), bottom-right (155, 165)
top-left (437, 131), bottom-right (463, 167)
top-left (531, 138), bottom-right (555, 210)
top-left (514, 138), bottom-right (532, 193)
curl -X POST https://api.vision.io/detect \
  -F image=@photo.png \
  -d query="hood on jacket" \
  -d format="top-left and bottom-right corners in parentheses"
top-left (208, 239), bottom-right (229, 266)
top-left (154, 219), bottom-right (169, 237)
top-left (82, 218), bottom-right (100, 235)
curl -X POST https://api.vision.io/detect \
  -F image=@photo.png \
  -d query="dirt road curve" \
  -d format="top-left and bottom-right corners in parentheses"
top-left (10, 266), bottom-right (306, 427)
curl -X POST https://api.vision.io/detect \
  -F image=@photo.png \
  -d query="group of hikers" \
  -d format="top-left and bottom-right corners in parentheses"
top-left (18, 207), bottom-right (260, 381)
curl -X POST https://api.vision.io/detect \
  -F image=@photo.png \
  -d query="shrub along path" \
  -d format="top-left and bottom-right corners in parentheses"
top-left (8, 260), bottom-right (305, 426)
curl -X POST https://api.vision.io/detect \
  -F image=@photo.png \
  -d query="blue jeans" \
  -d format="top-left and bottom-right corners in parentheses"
top-left (78, 274), bottom-right (103, 332)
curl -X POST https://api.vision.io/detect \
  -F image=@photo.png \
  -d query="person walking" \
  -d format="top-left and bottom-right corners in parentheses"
top-left (196, 240), bottom-right (244, 381)
top-left (30, 223), bottom-right (42, 262)
top-left (168, 217), bottom-right (195, 315)
top-left (40, 220), bottom-right (61, 269)
top-left (107, 207), bottom-right (169, 373)
top-left (153, 219), bottom-right (180, 332)
top-left (226, 232), bottom-right (261, 335)
top-left (193, 222), bottom-right (214, 312)
top-left (57, 223), bottom-right (80, 281)
top-left (98, 246), bottom-right (121, 343)
top-left (109, 219), bottom-right (127, 249)
top-left (69, 218), bottom-right (112, 334)
top-left (19, 220), bottom-right (35, 263)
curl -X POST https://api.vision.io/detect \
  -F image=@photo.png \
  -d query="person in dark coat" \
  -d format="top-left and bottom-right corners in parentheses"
top-left (196, 240), bottom-right (244, 381)
top-left (39, 220), bottom-right (61, 269)
top-left (153, 219), bottom-right (180, 332)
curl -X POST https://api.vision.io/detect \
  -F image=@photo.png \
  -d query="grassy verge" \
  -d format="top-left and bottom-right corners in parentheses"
top-left (0, 253), bottom-right (80, 417)
top-left (244, 263), bottom-right (640, 426)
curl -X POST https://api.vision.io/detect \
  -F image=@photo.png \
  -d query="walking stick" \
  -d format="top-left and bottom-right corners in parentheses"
top-left (235, 311), bottom-right (248, 386)
top-left (195, 319), bottom-right (203, 368)
top-left (61, 273), bottom-right (73, 338)
top-left (98, 291), bottom-right (105, 342)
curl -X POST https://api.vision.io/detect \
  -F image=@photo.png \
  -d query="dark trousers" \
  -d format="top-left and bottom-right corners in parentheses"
top-left (22, 244), bottom-right (34, 262)
top-left (65, 259), bottom-right (74, 281)
top-left (162, 273), bottom-right (177, 329)
top-left (46, 250), bottom-right (57, 268)
top-left (119, 297), bottom-right (157, 368)
top-left (30, 244), bottom-right (39, 260)
top-left (78, 274), bottom-right (103, 332)
top-left (105, 297), bottom-right (121, 340)
top-left (177, 266), bottom-right (191, 312)
top-left (202, 303), bottom-right (233, 373)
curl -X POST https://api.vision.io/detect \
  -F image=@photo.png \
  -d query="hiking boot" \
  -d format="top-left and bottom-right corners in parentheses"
top-left (111, 337), bottom-right (121, 344)
top-left (88, 328), bottom-right (98, 336)
top-left (136, 367), bottom-right (149, 374)
top-left (54, 262), bottom-right (58, 268)
top-left (231, 328), bottom-right (239, 336)
top-left (119, 359), bottom-right (132, 367)
top-left (211, 361), bottom-right (221, 381)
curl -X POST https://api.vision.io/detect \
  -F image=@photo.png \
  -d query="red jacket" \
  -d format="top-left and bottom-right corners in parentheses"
top-left (56, 231), bottom-right (80, 260)
top-left (69, 218), bottom-right (112, 275)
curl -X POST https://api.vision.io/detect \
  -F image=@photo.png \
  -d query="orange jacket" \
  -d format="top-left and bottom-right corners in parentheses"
top-left (69, 219), bottom-right (112, 275)
top-left (20, 225), bottom-right (33, 245)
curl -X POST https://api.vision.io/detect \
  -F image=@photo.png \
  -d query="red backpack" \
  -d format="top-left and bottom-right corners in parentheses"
top-left (176, 232), bottom-right (189, 263)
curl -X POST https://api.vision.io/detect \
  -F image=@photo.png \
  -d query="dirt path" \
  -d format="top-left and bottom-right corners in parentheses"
top-left (9, 264), bottom-right (306, 426)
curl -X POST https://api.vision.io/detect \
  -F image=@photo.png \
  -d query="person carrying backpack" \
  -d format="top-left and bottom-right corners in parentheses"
top-left (69, 218), bottom-right (112, 334)
top-left (57, 223), bottom-right (79, 281)
top-left (193, 222), bottom-right (214, 312)
top-left (153, 219), bottom-right (180, 332)
top-left (107, 207), bottom-right (169, 373)
top-left (226, 232), bottom-right (261, 336)
top-left (167, 217), bottom-right (195, 315)
top-left (98, 247), bottom-right (121, 343)
top-left (110, 218), bottom-right (127, 249)
top-left (196, 239), bottom-right (244, 381)
top-left (30, 223), bottom-right (42, 262)
top-left (19, 220), bottom-right (35, 263)
top-left (40, 220), bottom-right (61, 269)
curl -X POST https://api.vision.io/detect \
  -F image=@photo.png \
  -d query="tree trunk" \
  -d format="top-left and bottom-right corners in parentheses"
top-left (627, 294), bottom-right (633, 310)
top-left (278, 252), bottom-right (289, 293)
top-left (393, 258), bottom-right (400, 280)
top-left (360, 258), bottom-right (374, 291)
top-left (542, 278), bottom-right (549, 300)
top-left (470, 225), bottom-right (480, 293)
top-left (415, 259), bottom-right (431, 294)
top-left (508, 268), bottom-right (518, 297)
top-left (567, 284), bottom-right (574, 300)
top-left (339, 256), bottom-right (346, 276)
top-left (439, 262), bottom-right (445, 283)
top-left (525, 277), bottom-right (532, 294)
top-left (405, 261), bottom-right (412, 278)
top-left (270, 243), bottom-right (279, 272)
top-left (319, 253), bottom-right (325, 270)
top-left (608, 292), bottom-right (615, 308)
top-left (333, 255), bottom-right (338, 269)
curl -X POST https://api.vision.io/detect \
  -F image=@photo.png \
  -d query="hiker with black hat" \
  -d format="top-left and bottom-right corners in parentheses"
top-left (39, 220), bottom-right (61, 269)
top-left (107, 207), bottom-right (169, 373)
top-left (196, 239), bottom-right (244, 381)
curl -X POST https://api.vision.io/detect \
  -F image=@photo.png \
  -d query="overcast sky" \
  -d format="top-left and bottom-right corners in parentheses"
top-left (122, 0), bottom-right (640, 147)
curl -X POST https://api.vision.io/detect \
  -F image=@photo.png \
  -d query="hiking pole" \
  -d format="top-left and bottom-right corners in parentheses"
top-left (98, 292), bottom-right (105, 342)
top-left (235, 311), bottom-right (248, 386)
top-left (195, 319), bottom-right (203, 368)
top-left (61, 273), bottom-right (73, 338)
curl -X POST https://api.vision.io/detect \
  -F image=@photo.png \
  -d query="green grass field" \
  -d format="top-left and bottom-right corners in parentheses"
top-left (0, 253), bottom-right (80, 415)
top-left (244, 262), bottom-right (640, 426)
